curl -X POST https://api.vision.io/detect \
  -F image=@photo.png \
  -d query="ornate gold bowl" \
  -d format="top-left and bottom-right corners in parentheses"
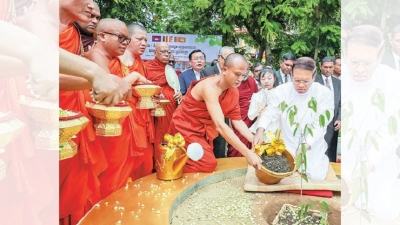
top-left (131, 84), bottom-right (162, 109)
top-left (151, 99), bottom-right (170, 117)
top-left (85, 102), bottom-right (132, 136)
top-left (255, 150), bottom-right (296, 185)
top-left (59, 112), bottom-right (89, 160)
top-left (19, 95), bottom-right (58, 150)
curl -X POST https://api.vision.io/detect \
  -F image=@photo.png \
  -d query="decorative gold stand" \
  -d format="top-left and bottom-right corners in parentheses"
top-left (132, 84), bottom-right (162, 109)
top-left (151, 99), bottom-right (170, 117)
top-left (59, 113), bottom-right (89, 160)
top-left (85, 102), bottom-right (132, 136)
top-left (19, 96), bottom-right (58, 150)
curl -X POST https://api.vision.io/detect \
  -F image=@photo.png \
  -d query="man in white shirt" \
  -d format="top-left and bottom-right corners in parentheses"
top-left (314, 56), bottom-right (341, 162)
top-left (273, 53), bottom-right (297, 86)
top-left (179, 49), bottom-right (206, 95)
top-left (254, 57), bottom-right (334, 180)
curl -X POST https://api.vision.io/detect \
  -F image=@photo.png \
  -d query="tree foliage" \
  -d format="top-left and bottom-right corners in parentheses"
top-left (97, 0), bottom-right (340, 68)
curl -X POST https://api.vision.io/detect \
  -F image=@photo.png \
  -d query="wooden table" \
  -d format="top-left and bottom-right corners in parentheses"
top-left (79, 158), bottom-right (340, 225)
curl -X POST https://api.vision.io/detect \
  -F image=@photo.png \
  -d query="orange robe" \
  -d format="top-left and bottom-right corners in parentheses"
top-left (227, 77), bottom-right (258, 157)
top-left (144, 59), bottom-right (179, 169)
top-left (168, 78), bottom-right (241, 172)
top-left (59, 25), bottom-right (107, 225)
top-left (127, 55), bottom-right (155, 180)
top-left (96, 58), bottom-right (136, 198)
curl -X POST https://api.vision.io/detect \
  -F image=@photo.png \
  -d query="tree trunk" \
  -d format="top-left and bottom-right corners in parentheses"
top-left (313, 35), bottom-right (320, 60)
top-left (257, 44), bottom-right (265, 62)
top-left (380, 0), bottom-right (388, 30)
top-left (313, 6), bottom-right (320, 60)
top-left (265, 41), bottom-right (272, 65)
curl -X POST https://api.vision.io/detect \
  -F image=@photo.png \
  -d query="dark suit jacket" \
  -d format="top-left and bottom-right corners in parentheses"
top-left (382, 50), bottom-right (397, 70)
top-left (200, 64), bottom-right (220, 78)
top-left (314, 74), bottom-right (341, 122)
top-left (179, 69), bottom-right (197, 95)
top-left (274, 69), bottom-right (283, 87)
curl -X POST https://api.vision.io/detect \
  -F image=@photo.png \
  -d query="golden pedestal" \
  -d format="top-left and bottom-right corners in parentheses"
top-left (151, 99), bottom-right (170, 117)
top-left (132, 84), bottom-right (161, 109)
top-left (59, 113), bottom-right (89, 160)
top-left (85, 102), bottom-right (132, 136)
top-left (19, 96), bottom-right (58, 150)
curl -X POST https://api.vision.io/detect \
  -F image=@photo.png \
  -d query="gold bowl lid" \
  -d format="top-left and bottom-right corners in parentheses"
top-left (85, 102), bottom-right (132, 120)
top-left (132, 84), bottom-right (162, 97)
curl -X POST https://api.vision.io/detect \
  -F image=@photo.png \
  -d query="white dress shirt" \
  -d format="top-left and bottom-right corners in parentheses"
top-left (194, 70), bottom-right (201, 80)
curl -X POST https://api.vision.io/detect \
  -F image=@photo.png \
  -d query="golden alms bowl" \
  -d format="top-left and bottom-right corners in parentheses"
top-left (19, 95), bottom-right (58, 123)
top-left (151, 99), bottom-right (170, 117)
top-left (255, 149), bottom-right (296, 185)
top-left (131, 84), bottom-right (162, 109)
top-left (0, 112), bottom-right (25, 150)
top-left (59, 111), bottom-right (89, 160)
top-left (85, 101), bottom-right (132, 136)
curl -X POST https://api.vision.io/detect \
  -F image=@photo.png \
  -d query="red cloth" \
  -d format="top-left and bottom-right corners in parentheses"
top-left (144, 59), bottom-right (179, 172)
top-left (127, 55), bottom-right (155, 180)
top-left (96, 58), bottom-right (137, 198)
top-left (227, 77), bottom-right (258, 157)
top-left (168, 77), bottom-right (242, 172)
top-left (0, 77), bottom-right (55, 224)
top-left (176, 70), bottom-right (181, 77)
top-left (283, 190), bottom-right (334, 198)
top-left (59, 25), bottom-right (107, 224)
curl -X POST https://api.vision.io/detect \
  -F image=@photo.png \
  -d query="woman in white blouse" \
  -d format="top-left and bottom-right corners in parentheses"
top-left (248, 67), bottom-right (278, 139)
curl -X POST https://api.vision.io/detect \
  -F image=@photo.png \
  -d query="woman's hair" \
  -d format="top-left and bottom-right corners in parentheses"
top-left (258, 67), bottom-right (276, 85)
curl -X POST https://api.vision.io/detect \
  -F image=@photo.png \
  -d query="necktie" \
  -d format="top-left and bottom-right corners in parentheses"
top-left (325, 77), bottom-right (331, 90)
top-left (285, 74), bottom-right (288, 83)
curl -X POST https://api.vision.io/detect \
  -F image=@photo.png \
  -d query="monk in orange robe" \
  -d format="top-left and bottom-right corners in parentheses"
top-left (227, 75), bottom-right (259, 157)
top-left (144, 42), bottom-right (183, 171)
top-left (59, 14), bottom-right (109, 225)
top-left (168, 53), bottom-right (262, 172)
top-left (119, 23), bottom-right (156, 180)
top-left (85, 19), bottom-right (149, 198)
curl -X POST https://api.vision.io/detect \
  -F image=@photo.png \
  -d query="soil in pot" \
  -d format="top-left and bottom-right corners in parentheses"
top-left (261, 153), bottom-right (291, 173)
top-left (275, 205), bottom-right (323, 224)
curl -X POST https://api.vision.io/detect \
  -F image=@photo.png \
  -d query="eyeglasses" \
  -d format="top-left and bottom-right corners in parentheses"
top-left (158, 50), bottom-right (171, 55)
top-left (219, 55), bottom-right (226, 61)
top-left (293, 79), bottom-right (312, 85)
top-left (169, 60), bottom-right (175, 64)
top-left (254, 70), bottom-right (261, 73)
top-left (347, 59), bottom-right (377, 69)
top-left (101, 32), bottom-right (131, 44)
top-left (192, 57), bottom-right (205, 61)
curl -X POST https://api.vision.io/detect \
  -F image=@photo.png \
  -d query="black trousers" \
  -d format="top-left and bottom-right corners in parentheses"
top-left (213, 118), bottom-right (229, 158)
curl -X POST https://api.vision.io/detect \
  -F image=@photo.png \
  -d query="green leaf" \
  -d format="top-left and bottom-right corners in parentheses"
top-left (361, 210), bottom-right (371, 223)
top-left (389, 116), bottom-right (397, 135)
top-left (301, 174), bottom-right (308, 182)
top-left (289, 111), bottom-right (295, 126)
top-left (370, 136), bottom-right (379, 151)
top-left (308, 202), bottom-right (314, 209)
top-left (371, 88), bottom-right (385, 112)
top-left (307, 97), bottom-right (317, 113)
top-left (319, 114), bottom-right (326, 127)
top-left (293, 127), bottom-right (298, 137)
top-left (325, 110), bottom-right (331, 122)
top-left (307, 127), bottom-right (313, 137)
top-left (321, 201), bottom-right (329, 211)
top-left (279, 101), bottom-right (288, 112)
top-left (296, 154), bottom-right (303, 169)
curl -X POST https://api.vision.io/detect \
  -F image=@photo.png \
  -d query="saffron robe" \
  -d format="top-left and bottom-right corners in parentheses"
top-left (168, 78), bottom-right (242, 172)
top-left (127, 55), bottom-right (155, 180)
top-left (227, 77), bottom-right (258, 157)
top-left (144, 59), bottom-right (179, 168)
top-left (59, 25), bottom-right (107, 224)
top-left (96, 58), bottom-right (136, 198)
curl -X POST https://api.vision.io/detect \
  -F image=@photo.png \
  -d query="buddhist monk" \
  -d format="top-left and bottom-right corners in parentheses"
top-left (73, 2), bottom-right (100, 52)
top-left (227, 63), bottom-right (259, 157)
top-left (119, 23), bottom-right (156, 180)
top-left (85, 18), bottom-right (150, 198)
top-left (145, 42), bottom-right (183, 172)
top-left (168, 53), bottom-right (262, 172)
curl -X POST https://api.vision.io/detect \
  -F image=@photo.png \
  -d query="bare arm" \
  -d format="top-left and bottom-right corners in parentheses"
top-left (0, 55), bottom-right (29, 78)
top-left (59, 74), bottom-right (92, 91)
top-left (202, 85), bottom-right (262, 170)
top-left (231, 120), bottom-right (254, 143)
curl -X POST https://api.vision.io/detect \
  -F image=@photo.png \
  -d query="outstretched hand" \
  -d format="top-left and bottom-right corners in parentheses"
top-left (246, 151), bottom-right (262, 170)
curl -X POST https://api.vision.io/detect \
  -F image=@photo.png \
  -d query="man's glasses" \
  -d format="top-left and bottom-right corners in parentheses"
top-left (169, 60), bottom-right (175, 64)
top-left (254, 69), bottom-right (261, 73)
top-left (158, 50), bottom-right (171, 55)
top-left (101, 32), bottom-right (131, 44)
top-left (293, 79), bottom-right (312, 85)
top-left (219, 55), bottom-right (226, 61)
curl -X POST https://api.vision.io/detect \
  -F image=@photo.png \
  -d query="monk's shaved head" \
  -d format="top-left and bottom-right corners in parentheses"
top-left (154, 42), bottom-right (170, 64)
top-left (127, 23), bottom-right (147, 36)
top-left (97, 18), bottom-right (126, 34)
top-left (224, 53), bottom-right (247, 68)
